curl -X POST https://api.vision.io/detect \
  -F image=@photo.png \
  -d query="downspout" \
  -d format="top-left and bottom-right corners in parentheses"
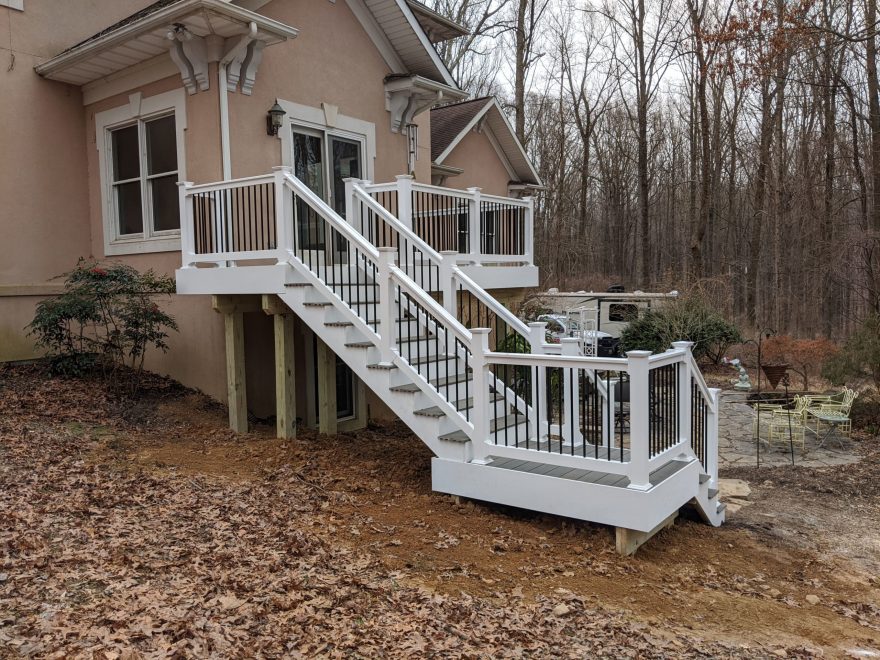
top-left (218, 62), bottom-right (231, 180)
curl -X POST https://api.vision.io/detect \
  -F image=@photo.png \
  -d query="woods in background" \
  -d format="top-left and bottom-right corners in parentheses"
top-left (425, 0), bottom-right (880, 338)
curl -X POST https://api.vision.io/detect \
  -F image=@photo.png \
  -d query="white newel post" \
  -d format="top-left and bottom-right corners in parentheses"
top-left (439, 250), bottom-right (458, 316)
top-left (376, 247), bottom-right (397, 366)
top-left (528, 322), bottom-right (548, 441)
top-left (395, 175), bottom-right (414, 232)
top-left (177, 181), bottom-right (195, 267)
top-left (466, 187), bottom-right (482, 265)
top-left (523, 195), bottom-right (534, 264)
top-left (626, 350), bottom-right (652, 490)
top-left (561, 338), bottom-right (583, 446)
top-left (469, 328), bottom-right (492, 464)
top-left (273, 166), bottom-right (293, 263)
top-left (672, 341), bottom-right (694, 446)
top-left (708, 387), bottom-right (721, 487)
top-left (343, 178), bottom-right (359, 267)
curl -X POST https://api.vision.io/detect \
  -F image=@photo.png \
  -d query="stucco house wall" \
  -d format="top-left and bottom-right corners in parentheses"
top-left (441, 128), bottom-right (512, 198)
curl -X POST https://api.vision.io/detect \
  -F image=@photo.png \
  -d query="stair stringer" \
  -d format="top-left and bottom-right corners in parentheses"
top-left (274, 275), bottom-right (476, 462)
top-left (692, 474), bottom-right (726, 526)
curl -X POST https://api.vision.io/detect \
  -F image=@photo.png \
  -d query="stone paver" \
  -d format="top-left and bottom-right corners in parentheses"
top-left (717, 391), bottom-right (861, 468)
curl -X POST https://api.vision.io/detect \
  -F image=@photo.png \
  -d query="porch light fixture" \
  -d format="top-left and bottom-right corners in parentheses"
top-left (266, 102), bottom-right (286, 136)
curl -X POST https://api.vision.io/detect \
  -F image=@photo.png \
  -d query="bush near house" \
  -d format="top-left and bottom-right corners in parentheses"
top-left (28, 259), bottom-right (177, 393)
top-left (761, 335), bottom-right (839, 391)
top-left (823, 314), bottom-right (880, 389)
top-left (618, 296), bottom-right (742, 363)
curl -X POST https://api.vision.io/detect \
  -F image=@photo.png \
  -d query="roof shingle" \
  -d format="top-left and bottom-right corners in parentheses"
top-left (429, 97), bottom-right (492, 161)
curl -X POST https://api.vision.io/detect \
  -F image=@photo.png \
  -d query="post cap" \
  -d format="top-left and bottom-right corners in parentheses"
top-left (625, 350), bottom-right (653, 359)
top-left (671, 341), bottom-right (694, 350)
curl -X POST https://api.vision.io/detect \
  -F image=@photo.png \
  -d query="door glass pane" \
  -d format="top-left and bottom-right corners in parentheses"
top-left (293, 131), bottom-right (325, 250)
top-left (115, 181), bottom-right (143, 235)
top-left (151, 174), bottom-right (180, 231)
top-left (146, 115), bottom-right (177, 175)
top-left (330, 137), bottom-right (361, 217)
top-left (111, 125), bottom-right (140, 181)
top-left (336, 358), bottom-right (355, 419)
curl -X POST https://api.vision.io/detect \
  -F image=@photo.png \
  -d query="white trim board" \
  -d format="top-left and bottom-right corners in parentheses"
top-left (0, 0), bottom-right (24, 11)
top-left (94, 88), bottom-right (187, 256)
top-left (345, 0), bottom-right (407, 74)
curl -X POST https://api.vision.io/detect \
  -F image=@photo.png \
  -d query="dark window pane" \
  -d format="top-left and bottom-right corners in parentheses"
top-left (146, 115), bottom-right (177, 175)
top-left (608, 304), bottom-right (639, 322)
top-left (115, 182), bottom-right (143, 235)
top-left (111, 125), bottom-right (140, 181)
top-left (330, 136), bottom-right (361, 217)
top-left (293, 131), bottom-right (325, 198)
top-left (151, 175), bottom-right (180, 231)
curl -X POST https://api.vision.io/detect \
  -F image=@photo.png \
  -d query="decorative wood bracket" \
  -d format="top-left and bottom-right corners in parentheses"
top-left (167, 25), bottom-right (209, 95)
top-left (384, 76), bottom-right (447, 133)
top-left (222, 22), bottom-right (264, 96)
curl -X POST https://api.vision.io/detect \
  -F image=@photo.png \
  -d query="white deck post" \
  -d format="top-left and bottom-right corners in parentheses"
top-left (376, 247), bottom-right (398, 366)
top-left (708, 388), bottom-right (721, 487)
top-left (528, 322), bottom-right (548, 441)
top-left (396, 175), bottom-right (414, 232)
top-left (561, 338), bottom-right (583, 447)
top-left (343, 178), bottom-right (360, 266)
top-left (672, 341), bottom-right (694, 446)
top-left (439, 250), bottom-right (458, 316)
top-left (523, 195), bottom-right (534, 264)
top-left (177, 181), bottom-right (195, 267)
top-left (466, 187), bottom-right (482, 265)
top-left (626, 350), bottom-right (652, 490)
top-left (273, 166), bottom-right (293, 263)
top-left (469, 328), bottom-right (492, 463)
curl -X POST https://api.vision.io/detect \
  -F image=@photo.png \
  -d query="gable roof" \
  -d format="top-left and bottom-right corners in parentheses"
top-left (431, 97), bottom-right (542, 186)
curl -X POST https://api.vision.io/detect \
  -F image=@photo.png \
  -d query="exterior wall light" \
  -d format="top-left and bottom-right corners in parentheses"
top-left (266, 102), bottom-right (286, 136)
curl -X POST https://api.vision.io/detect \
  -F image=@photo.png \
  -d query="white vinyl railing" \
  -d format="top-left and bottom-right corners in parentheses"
top-left (360, 176), bottom-right (534, 267)
top-left (178, 168), bottom-right (718, 490)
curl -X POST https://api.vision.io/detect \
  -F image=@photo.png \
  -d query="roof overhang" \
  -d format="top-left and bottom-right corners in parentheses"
top-left (384, 74), bottom-right (467, 133)
top-left (35, 0), bottom-right (298, 94)
top-left (405, 1), bottom-right (469, 43)
top-left (431, 162), bottom-right (465, 177)
top-left (434, 98), bottom-right (542, 186)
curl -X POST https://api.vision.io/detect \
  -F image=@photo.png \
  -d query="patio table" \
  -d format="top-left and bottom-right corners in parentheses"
top-left (811, 411), bottom-right (850, 450)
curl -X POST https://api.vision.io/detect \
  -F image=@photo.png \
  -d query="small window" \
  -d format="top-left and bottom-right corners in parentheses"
top-left (608, 303), bottom-right (639, 322)
top-left (108, 114), bottom-right (180, 240)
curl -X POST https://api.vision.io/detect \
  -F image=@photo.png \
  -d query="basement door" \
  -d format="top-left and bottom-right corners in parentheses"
top-left (292, 127), bottom-right (364, 423)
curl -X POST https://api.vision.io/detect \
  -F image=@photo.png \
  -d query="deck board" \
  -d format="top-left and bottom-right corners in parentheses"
top-left (484, 456), bottom-right (692, 490)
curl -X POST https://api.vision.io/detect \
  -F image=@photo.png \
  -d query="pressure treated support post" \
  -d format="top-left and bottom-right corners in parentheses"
top-left (615, 512), bottom-right (677, 556)
top-left (317, 338), bottom-right (337, 435)
top-left (225, 311), bottom-right (248, 434)
top-left (263, 295), bottom-right (296, 439)
top-left (626, 350), bottom-right (653, 491)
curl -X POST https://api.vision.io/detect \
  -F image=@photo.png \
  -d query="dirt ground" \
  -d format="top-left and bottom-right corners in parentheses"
top-left (2, 365), bottom-right (880, 658)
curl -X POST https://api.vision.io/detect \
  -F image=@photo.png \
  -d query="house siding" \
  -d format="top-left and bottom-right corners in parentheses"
top-left (441, 128), bottom-right (511, 197)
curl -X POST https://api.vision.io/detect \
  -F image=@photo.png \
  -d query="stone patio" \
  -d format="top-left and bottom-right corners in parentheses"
top-left (718, 391), bottom-right (860, 468)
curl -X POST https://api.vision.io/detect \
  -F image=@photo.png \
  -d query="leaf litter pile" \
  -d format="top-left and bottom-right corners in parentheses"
top-left (1, 364), bottom-right (879, 658)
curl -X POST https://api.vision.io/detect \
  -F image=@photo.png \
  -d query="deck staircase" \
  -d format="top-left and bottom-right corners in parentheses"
top-left (176, 168), bottom-right (724, 550)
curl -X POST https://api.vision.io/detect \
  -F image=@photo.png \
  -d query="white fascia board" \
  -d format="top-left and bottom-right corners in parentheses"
top-left (393, 0), bottom-right (459, 88)
top-left (345, 0), bottom-right (407, 73)
top-left (432, 98), bottom-right (493, 165)
top-left (35, 0), bottom-right (299, 80)
top-left (485, 99), bottom-right (542, 185)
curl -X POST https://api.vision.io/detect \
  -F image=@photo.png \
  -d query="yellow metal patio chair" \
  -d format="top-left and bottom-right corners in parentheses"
top-left (806, 388), bottom-right (857, 437)
top-left (767, 396), bottom-right (808, 450)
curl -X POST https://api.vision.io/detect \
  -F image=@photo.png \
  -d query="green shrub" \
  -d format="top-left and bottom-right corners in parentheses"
top-left (822, 314), bottom-right (880, 388)
top-left (618, 296), bottom-right (742, 362)
top-left (28, 259), bottom-right (177, 392)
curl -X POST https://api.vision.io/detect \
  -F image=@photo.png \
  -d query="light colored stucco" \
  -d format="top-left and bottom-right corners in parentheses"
top-left (441, 128), bottom-right (511, 197)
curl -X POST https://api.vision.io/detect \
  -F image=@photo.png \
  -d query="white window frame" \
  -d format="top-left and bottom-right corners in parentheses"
top-left (276, 100), bottom-right (376, 183)
top-left (0, 1), bottom-right (24, 11)
top-left (95, 89), bottom-right (187, 256)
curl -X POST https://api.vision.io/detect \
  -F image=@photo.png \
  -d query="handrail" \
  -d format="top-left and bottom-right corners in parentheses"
top-left (390, 266), bottom-right (473, 347)
top-left (688, 352), bottom-right (717, 413)
top-left (487, 351), bottom-right (628, 370)
top-left (451, 266), bottom-right (532, 342)
top-left (353, 185), bottom-right (444, 264)
top-left (187, 173), bottom-right (275, 194)
top-left (283, 173), bottom-right (381, 262)
top-left (409, 181), bottom-right (474, 200)
top-left (479, 190), bottom-right (530, 207)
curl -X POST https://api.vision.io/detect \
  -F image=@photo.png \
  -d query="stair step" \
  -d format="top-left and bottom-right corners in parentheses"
top-left (414, 394), bottom-right (504, 418)
top-left (491, 413), bottom-right (526, 433)
top-left (345, 341), bottom-right (373, 349)
top-left (439, 430), bottom-right (470, 443)
top-left (699, 473), bottom-right (710, 484)
top-left (408, 354), bottom-right (458, 366)
top-left (390, 372), bottom-right (472, 393)
top-left (304, 301), bottom-right (332, 307)
top-left (367, 362), bottom-right (397, 371)
top-left (284, 282), bottom-right (311, 288)
top-left (708, 487), bottom-right (719, 499)
top-left (716, 502), bottom-right (727, 514)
